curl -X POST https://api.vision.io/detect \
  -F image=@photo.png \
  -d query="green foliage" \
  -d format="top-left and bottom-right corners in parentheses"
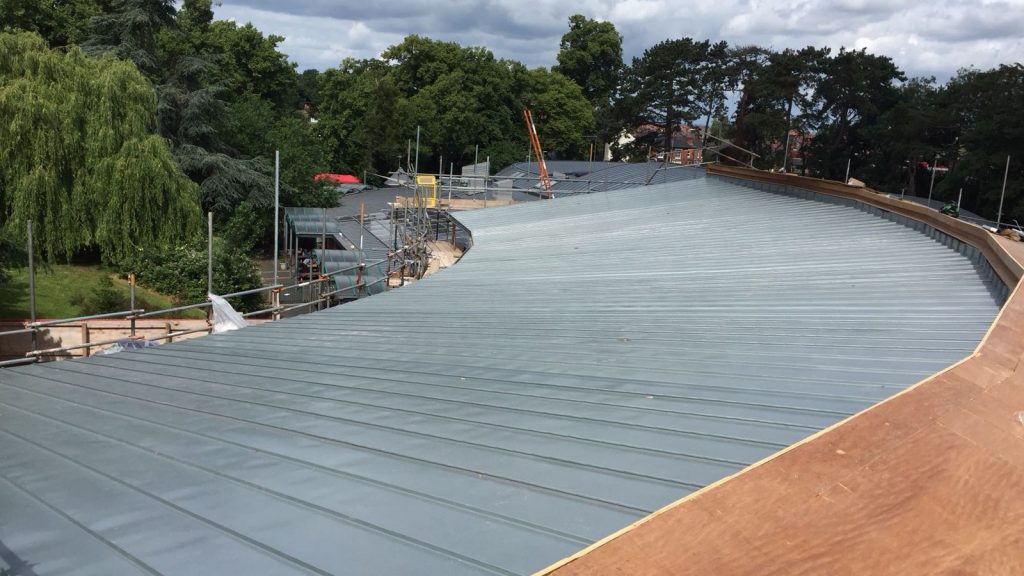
top-left (858, 78), bottom-right (947, 194)
top-left (618, 38), bottom-right (712, 154)
top-left (732, 46), bottom-right (827, 166)
top-left (801, 48), bottom-right (904, 180)
top-left (944, 64), bottom-right (1024, 221)
top-left (200, 20), bottom-right (298, 108)
top-left (316, 35), bottom-right (595, 178)
top-left (69, 275), bottom-right (125, 313)
top-left (178, 0), bottom-right (213, 32)
top-left (0, 0), bottom-right (104, 46)
top-left (0, 31), bottom-right (201, 263)
top-left (0, 264), bottom-right (189, 319)
top-left (83, 0), bottom-right (176, 73)
top-left (522, 68), bottom-right (594, 159)
top-left (222, 199), bottom-right (270, 254)
top-left (554, 15), bottom-right (623, 107)
top-left (120, 238), bottom-right (262, 311)
top-left (227, 93), bottom-right (333, 201)
top-left (0, 227), bottom-right (26, 282)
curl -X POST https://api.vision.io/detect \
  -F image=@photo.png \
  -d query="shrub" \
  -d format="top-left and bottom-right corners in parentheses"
top-left (120, 238), bottom-right (262, 312)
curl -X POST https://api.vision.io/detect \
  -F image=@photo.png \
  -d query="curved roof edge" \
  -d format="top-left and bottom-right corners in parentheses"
top-left (538, 165), bottom-right (1024, 576)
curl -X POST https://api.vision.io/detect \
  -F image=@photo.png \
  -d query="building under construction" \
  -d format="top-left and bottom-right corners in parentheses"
top-left (0, 165), bottom-right (1022, 575)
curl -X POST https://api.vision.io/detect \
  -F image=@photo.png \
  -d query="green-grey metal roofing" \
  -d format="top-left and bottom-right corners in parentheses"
top-left (0, 173), bottom-right (1005, 575)
top-left (315, 249), bottom-right (390, 297)
top-left (284, 207), bottom-right (343, 237)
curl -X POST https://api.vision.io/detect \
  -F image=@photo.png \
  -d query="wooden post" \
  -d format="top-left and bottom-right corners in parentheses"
top-left (81, 324), bottom-right (90, 357)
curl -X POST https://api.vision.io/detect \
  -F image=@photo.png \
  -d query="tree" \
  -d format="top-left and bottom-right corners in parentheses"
top-left (82, 0), bottom-right (176, 73)
top-left (858, 78), bottom-right (948, 195)
top-left (731, 46), bottom-right (828, 169)
top-left (177, 0), bottom-right (213, 32)
top-left (200, 20), bottom-right (298, 109)
top-left (804, 47), bottom-right (904, 179)
top-left (0, 31), bottom-right (200, 263)
top-left (943, 64), bottom-right (1024, 220)
top-left (694, 41), bottom-right (733, 138)
top-left (619, 38), bottom-right (711, 156)
top-left (554, 15), bottom-right (624, 153)
top-left (317, 58), bottom-right (403, 180)
top-left (554, 15), bottom-right (623, 107)
top-left (521, 68), bottom-right (594, 160)
top-left (0, 0), bottom-right (106, 46)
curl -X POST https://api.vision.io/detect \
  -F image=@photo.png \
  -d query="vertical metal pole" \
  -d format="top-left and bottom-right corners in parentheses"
top-left (359, 202), bottom-right (365, 252)
top-left (475, 145), bottom-right (480, 194)
top-left (27, 221), bottom-right (37, 353)
top-left (588, 142), bottom-right (593, 192)
top-left (207, 211), bottom-right (213, 295)
top-left (781, 130), bottom-right (791, 172)
top-left (927, 152), bottom-right (939, 204)
top-left (391, 201), bottom-right (398, 250)
top-left (273, 150), bottom-right (280, 287)
top-left (406, 139), bottom-right (411, 172)
top-left (414, 126), bottom-right (421, 175)
top-left (129, 273), bottom-right (136, 337)
top-left (844, 158), bottom-right (851, 183)
top-left (957, 187), bottom-right (963, 210)
top-left (484, 156), bottom-right (489, 208)
top-left (448, 162), bottom-right (454, 204)
top-left (996, 155), bottom-right (1010, 228)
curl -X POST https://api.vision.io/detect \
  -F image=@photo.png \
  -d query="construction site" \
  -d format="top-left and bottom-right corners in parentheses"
top-left (1, 149), bottom-right (1023, 574)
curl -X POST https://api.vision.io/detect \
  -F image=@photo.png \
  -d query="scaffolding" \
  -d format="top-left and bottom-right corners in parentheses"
top-left (0, 208), bottom-right (469, 366)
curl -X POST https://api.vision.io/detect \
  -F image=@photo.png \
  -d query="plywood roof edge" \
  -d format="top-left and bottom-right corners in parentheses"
top-left (532, 164), bottom-right (1024, 576)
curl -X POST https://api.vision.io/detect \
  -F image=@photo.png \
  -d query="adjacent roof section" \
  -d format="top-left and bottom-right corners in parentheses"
top-left (494, 160), bottom-right (704, 195)
top-left (0, 172), bottom-right (1004, 575)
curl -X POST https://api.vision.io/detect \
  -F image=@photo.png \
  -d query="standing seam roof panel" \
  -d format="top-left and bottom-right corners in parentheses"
top-left (0, 172), bottom-right (1003, 575)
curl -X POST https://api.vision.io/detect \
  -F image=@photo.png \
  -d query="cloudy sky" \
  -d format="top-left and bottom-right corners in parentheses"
top-left (214, 0), bottom-right (1023, 81)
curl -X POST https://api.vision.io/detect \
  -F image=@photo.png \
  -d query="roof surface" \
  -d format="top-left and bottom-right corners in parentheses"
top-left (543, 166), bottom-right (1024, 576)
top-left (494, 161), bottom-right (704, 195)
top-left (0, 173), bottom-right (1003, 575)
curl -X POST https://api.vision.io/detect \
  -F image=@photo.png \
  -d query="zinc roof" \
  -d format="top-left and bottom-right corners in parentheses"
top-left (0, 173), bottom-right (1003, 575)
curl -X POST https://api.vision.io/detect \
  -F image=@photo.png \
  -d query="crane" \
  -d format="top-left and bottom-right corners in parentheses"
top-left (522, 108), bottom-right (553, 198)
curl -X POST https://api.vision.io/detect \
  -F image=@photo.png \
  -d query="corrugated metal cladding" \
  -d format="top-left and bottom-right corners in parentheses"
top-left (0, 174), bottom-right (1004, 575)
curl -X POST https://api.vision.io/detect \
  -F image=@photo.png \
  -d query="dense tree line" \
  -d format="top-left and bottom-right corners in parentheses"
top-left (1, 2), bottom-right (1021, 293)
top-left (610, 36), bottom-right (1021, 223)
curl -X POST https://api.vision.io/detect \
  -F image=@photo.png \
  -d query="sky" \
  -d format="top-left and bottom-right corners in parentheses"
top-left (213, 0), bottom-right (1024, 81)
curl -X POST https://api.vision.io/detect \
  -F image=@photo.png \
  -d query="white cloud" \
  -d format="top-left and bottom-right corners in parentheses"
top-left (214, 0), bottom-right (1024, 80)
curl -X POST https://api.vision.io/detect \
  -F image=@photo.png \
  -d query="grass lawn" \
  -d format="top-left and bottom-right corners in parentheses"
top-left (0, 265), bottom-right (204, 320)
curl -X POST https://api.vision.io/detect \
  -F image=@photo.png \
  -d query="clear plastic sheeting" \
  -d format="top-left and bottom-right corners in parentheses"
top-left (208, 293), bottom-right (248, 333)
top-left (97, 338), bottom-right (160, 355)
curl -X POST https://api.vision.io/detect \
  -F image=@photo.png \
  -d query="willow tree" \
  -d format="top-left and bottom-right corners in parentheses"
top-left (0, 31), bottom-right (200, 263)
